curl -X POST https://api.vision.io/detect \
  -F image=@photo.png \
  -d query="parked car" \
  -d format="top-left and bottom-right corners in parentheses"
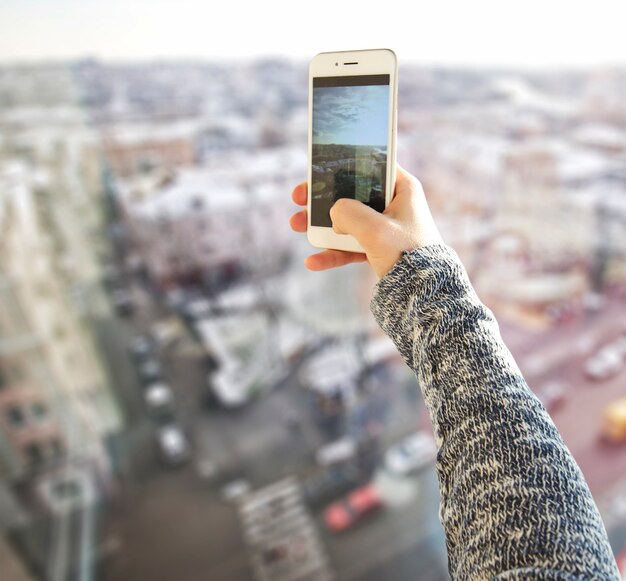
top-left (144, 382), bottom-right (175, 421)
top-left (315, 437), bottom-right (356, 467)
top-left (111, 288), bottom-right (134, 317)
top-left (600, 397), bottom-right (626, 444)
top-left (180, 297), bottom-right (212, 322)
top-left (220, 479), bottom-right (251, 503)
top-left (384, 431), bottom-right (437, 477)
top-left (584, 346), bottom-right (623, 381)
top-left (617, 547), bottom-right (626, 579)
top-left (323, 484), bottom-right (384, 532)
top-left (128, 335), bottom-right (153, 362)
top-left (302, 464), bottom-right (362, 509)
top-left (151, 319), bottom-right (183, 349)
top-left (138, 357), bottom-right (164, 384)
top-left (156, 423), bottom-right (190, 466)
top-left (37, 468), bottom-right (96, 516)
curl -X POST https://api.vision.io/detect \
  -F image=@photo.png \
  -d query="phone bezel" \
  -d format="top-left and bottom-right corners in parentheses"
top-left (307, 48), bottom-right (398, 253)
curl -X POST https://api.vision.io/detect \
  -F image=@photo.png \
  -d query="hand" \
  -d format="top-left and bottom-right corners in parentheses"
top-left (289, 165), bottom-right (444, 278)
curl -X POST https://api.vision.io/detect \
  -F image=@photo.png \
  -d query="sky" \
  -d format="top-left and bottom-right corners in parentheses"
top-left (0, 0), bottom-right (625, 68)
top-left (313, 85), bottom-right (390, 146)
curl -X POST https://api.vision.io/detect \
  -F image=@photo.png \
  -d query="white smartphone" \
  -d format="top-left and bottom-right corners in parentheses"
top-left (307, 48), bottom-right (398, 253)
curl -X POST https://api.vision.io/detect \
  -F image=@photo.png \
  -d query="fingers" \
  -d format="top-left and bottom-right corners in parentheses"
top-left (330, 198), bottom-right (386, 242)
top-left (289, 209), bottom-right (307, 233)
top-left (305, 249), bottom-right (367, 271)
top-left (393, 164), bottom-right (424, 199)
top-left (291, 182), bottom-right (307, 206)
top-left (384, 164), bottom-right (426, 220)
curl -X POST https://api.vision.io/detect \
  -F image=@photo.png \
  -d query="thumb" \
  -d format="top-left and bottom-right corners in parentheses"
top-left (330, 198), bottom-right (387, 245)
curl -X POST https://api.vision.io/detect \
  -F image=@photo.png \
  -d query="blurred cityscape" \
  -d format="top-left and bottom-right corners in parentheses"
top-left (0, 58), bottom-right (625, 580)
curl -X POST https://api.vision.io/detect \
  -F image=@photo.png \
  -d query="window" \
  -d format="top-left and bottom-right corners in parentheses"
top-left (6, 406), bottom-right (25, 428)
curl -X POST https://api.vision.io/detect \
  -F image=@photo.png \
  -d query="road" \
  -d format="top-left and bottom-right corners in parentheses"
top-left (498, 291), bottom-right (626, 552)
top-left (97, 277), bottom-right (447, 581)
top-left (499, 295), bottom-right (626, 496)
top-left (320, 469), bottom-right (447, 581)
top-left (97, 269), bottom-right (626, 580)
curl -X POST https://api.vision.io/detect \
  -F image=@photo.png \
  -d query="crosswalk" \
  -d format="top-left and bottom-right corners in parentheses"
top-left (238, 477), bottom-right (333, 581)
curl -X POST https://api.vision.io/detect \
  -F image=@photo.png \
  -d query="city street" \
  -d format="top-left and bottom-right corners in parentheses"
top-left (498, 291), bottom-right (626, 548)
top-left (94, 264), bottom-right (626, 580)
top-left (96, 277), bottom-right (448, 581)
top-left (501, 293), bottom-right (626, 495)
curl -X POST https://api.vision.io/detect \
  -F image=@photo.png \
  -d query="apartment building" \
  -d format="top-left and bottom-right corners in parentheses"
top-left (118, 147), bottom-right (305, 290)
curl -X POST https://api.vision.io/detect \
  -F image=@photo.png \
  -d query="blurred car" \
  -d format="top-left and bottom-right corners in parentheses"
top-left (138, 357), bottom-right (164, 384)
top-left (323, 484), bottom-right (383, 532)
top-left (165, 288), bottom-right (186, 310)
top-left (111, 288), bottom-right (134, 317)
top-left (582, 292), bottom-right (604, 314)
top-left (156, 423), bottom-right (190, 466)
top-left (102, 263), bottom-right (123, 289)
top-left (180, 297), bottom-right (212, 322)
top-left (151, 319), bottom-right (183, 349)
top-left (584, 346), bottom-right (623, 381)
top-left (220, 479), bottom-right (251, 503)
top-left (617, 547), bottom-right (626, 579)
top-left (144, 382), bottom-right (175, 420)
top-left (37, 468), bottom-right (96, 516)
top-left (315, 437), bottom-right (356, 467)
top-left (535, 381), bottom-right (567, 413)
top-left (383, 431), bottom-right (437, 477)
top-left (128, 335), bottom-right (153, 362)
top-left (302, 464), bottom-right (362, 509)
top-left (600, 397), bottom-right (626, 444)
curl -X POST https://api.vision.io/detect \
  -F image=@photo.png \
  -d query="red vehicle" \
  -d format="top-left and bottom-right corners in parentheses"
top-left (617, 548), bottom-right (626, 579)
top-left (323, 485), bottom-right (383, 532)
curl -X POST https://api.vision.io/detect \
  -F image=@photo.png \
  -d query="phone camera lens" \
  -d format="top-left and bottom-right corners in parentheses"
top-left (335, 62), bottom-right (338, 66)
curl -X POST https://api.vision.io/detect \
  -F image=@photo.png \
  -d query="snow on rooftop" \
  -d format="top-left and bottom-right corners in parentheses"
top-left (506, 137), bottom-right (618, 181)
top-left (572, 123), bottom-right (626, 149)
top-left (557, 148), bottom-right (615, 181)
top-left (132, 167), bottom-right (246, 219)
top-left (569, 182), bottom-right (626, 213)
top-left (492, 77), bottom-right (578, 117)
top-left (127, 146), bottom-right (305, 220)
top-left (436, 134), bottom-right (508, 175)
top-left (104, 119), bottom-right (201, 145)
top-left (0, 106), bottom-right (89, 126)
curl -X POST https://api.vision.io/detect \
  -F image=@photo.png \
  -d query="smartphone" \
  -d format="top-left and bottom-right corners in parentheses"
top-left (307, 48), bottom-right (398, 253)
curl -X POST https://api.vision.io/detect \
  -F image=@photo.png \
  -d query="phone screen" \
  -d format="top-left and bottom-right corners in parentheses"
top-left (311, 74), bottom-right (391, 228)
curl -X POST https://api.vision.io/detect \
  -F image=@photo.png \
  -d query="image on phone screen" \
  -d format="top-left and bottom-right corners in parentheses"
top-left (311, 74), bottom-right (390, 228)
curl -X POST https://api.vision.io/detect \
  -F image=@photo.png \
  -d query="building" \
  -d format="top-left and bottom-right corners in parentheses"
top-left (102, 120), bottom-right (198, 177)
top-left (118, 147), bottom-right (306, 290)
top-left (0, 155), bottom-right (121, 577)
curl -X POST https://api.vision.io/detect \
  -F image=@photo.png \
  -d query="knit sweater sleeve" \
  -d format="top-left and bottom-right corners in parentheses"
top-left (370, 243), bottom-right (620, 580)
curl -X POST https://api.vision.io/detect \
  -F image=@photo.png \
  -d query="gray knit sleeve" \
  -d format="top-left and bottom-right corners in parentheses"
top-left (370, 243), bottom-right (619, 580)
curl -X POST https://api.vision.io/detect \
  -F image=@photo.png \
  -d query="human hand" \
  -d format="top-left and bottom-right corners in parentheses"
top-left (289, 165), bottom-right (444, 278)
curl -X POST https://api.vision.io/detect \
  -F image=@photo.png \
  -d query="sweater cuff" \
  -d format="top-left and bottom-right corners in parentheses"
top-left (370, 243), bottom-right (475, 338)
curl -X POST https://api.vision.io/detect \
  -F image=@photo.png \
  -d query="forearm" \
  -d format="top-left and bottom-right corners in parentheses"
top-left (371, 244), bottom-right (619, 579)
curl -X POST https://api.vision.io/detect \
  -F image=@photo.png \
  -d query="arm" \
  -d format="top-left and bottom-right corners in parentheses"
top-left (290, 167), bottom-right (620, 579)
top-left (370, 243), bottom-right (620, 579)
